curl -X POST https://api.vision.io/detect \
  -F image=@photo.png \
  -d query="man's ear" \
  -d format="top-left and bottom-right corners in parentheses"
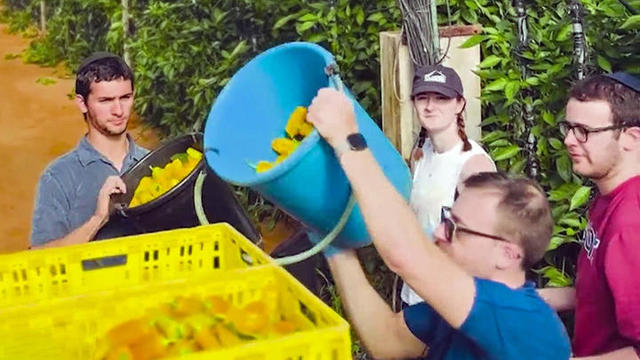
top-left (495, 243), bottom-right (522, 270)
top-left (75, 94), bottom-right (88, 114)
top-left (621, 126), bottom-right (640, 151)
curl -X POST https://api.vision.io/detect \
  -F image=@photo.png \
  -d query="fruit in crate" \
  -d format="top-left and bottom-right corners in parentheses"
top-left (97, 293), bottom-right (301, 360)
top-left (129, 147), bottom-right (203, 207)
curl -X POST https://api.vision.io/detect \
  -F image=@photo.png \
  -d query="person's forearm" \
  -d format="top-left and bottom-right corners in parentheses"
top-left (572, 347), bottom-right (640, 360)
top-left (32, 215), bottom-right (103, 249)
top-left (338, 149), bottom-right (430, 274)
top-left (338, 149), bottom-right (475, 328)
top-left (328, 251), bottom-right (424, 359)
top-left (538, 287), bottom-right (576, 311)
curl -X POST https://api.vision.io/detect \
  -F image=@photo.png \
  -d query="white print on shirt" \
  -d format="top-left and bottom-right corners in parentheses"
top-left (581, 222), bottom-right (600, 263)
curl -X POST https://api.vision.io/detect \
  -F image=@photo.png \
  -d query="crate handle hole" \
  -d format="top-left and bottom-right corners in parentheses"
top-left (240, 250), bottom-right (254, 265)
top-left (299, 301), bottom-right (317, 325)
top-left (81, 255), bottom-right (128, 271)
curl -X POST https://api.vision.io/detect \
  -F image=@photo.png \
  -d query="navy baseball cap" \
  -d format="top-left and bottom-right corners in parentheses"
top-left (605, 72), bottom-right (640, 92)
top-left (411, 64), bottom-right (464, 98)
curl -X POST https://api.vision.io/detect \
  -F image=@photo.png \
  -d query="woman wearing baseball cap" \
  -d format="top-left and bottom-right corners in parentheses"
top-left (401, 64), bottom-right (496, 306)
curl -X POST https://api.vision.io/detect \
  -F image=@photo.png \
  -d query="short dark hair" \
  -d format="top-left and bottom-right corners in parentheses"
top-left (569, 74), bottom-right (640, 127)
top-left (75, 55), bottom-right (134, 101)
top-left (464, 172), bottom-right (553, 269)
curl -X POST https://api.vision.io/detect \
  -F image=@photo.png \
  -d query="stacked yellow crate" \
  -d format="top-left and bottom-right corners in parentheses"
top-left (0, 224), bottom-right (350, 360)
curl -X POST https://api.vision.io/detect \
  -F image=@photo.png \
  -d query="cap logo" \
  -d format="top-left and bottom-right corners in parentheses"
top-left (423, 70), bottom-right (447, 84)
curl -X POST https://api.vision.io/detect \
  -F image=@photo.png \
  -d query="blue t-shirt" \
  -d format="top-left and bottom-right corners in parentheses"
top-left (404, 278), bottom-right (571, 360)
top-left (30, 135), bottom-right (148, 246)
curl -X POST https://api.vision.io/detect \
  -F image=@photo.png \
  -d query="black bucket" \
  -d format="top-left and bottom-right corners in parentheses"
top-left (95, 133), bottom-right (259, 243)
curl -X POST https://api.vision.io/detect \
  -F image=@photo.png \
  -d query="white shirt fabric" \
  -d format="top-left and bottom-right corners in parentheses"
top-left (401, 138), bottom-right (494, 306)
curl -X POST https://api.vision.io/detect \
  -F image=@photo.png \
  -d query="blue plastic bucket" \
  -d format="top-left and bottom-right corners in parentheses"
top-left (203, 42), bottom-right (411, 249)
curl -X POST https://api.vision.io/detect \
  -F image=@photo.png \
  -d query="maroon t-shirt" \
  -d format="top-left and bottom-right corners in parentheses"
top-left (574, 176), bottom-right (640, 357)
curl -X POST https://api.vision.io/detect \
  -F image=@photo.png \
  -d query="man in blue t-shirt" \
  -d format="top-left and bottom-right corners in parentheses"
top-left (304, 88), bottom-right (571, 359)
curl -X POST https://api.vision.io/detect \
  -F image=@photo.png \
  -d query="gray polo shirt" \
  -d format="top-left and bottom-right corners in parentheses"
top-left (30, 135), bottom-right (148, 246)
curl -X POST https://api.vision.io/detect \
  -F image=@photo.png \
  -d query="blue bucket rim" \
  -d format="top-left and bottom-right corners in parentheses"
top-left (205, 42), bottom-right (341, 187)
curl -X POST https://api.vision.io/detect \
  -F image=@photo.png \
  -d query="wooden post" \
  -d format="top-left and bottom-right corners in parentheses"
top-left (39, 0), bottom-right (46, 33)
top-left (122, 0), bottom-right (131, 66)
top-left (380, 25), bottom-right (483, 160)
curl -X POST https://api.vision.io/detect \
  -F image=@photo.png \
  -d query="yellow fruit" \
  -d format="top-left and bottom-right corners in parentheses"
top-left (194, 327), bottom-right (221, 350)
top-left (153, 315), bottom-right (186, 341)
top-left (299, 122), bottom-right (314, 137)
top-left (106, 318), bottom-right (152, 347)
top-left (275, 155), bottom-right (287, 164)
top-left (271, 138), bottom-right (298, 155)
top-left (128, 330), bottom-right (168, 360)
top-left (256, 161), bottom-right (274, 173)
top-left (138, 176), bottom-right (152, 190)
top-left (214, 324), bottom-right (241, 347)
top-left (171, 296), bottom-right (205, 318)
top-left (105, 346), bottom-right (134, 360)
top-left (229, 301), bottom-right (269, 335)
top-left (138, 192), bottom-right (153, 205)
top-left (168, 159), bottom-right (184, 178)
top-left (285, 106), bottom-right (307, 137)
top-left (207, 296), bottom-right (232, 318)
top-left (272, 320), bottom-right (297, 335)
top-left (166, 340), bottom-right (198, 357)
top-left (186, 147), bottom-right (203, 161)
top-left (151, 167), bottom-right (164, 181)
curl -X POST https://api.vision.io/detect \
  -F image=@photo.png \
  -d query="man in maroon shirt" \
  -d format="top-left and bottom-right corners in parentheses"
top-left (539, 72), bottom-right (640, 359)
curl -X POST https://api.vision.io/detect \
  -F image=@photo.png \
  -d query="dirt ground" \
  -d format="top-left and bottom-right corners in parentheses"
top-left (0, 24), bottom-right (158, 253)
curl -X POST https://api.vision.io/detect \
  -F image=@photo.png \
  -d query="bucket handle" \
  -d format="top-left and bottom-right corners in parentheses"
top-left (325, 63), bottom-right (344, 92)
top-left (274, 194), bottom-right (356, 266)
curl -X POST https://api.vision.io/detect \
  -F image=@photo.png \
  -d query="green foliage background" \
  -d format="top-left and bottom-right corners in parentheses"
top-left (2, 0), bottom-right (639, 294)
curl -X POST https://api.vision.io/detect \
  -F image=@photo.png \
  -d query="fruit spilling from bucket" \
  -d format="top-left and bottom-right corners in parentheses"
top-left (255, 106), bottom-right (314, 173)
top-left (129, 147), bottom-right (203, 207)
top-left (98, 292), bottom-right (301, 360)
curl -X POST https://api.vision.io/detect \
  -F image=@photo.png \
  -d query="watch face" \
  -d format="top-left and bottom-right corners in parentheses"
top-left (347, 133), bottom-right (367, 151)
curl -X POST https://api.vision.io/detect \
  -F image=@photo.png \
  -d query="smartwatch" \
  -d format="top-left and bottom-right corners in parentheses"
top-left (336, 133), bottom-right (367, 157)
top-left (347, 133), bottom-right (367, 151)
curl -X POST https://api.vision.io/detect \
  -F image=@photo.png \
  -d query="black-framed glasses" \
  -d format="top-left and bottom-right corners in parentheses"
top-left (440, 206), bottom-right (509, 243)
top-left (558, 120), bottom-right (631, 143)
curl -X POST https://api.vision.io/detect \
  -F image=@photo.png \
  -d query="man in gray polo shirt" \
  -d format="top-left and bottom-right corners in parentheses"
top-left (30, 52), bottom-right (148, 248)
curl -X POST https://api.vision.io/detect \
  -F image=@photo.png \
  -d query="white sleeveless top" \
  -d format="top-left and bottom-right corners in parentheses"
top-left (401, 138), bottom-right (494, 305)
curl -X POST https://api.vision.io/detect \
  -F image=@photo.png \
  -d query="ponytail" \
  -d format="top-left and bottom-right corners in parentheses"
top-left (456, 99), bottom-right (471, 152)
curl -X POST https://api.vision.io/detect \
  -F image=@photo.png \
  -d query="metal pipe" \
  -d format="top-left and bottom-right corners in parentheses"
top-left (122, 0), bottom-right (131, 66)
top-left (513, 0), bottom-right (539, 179)
top-left (40, 1), bottom-right (46, 33)
top-left (570, 0), bottom-right (586, 80)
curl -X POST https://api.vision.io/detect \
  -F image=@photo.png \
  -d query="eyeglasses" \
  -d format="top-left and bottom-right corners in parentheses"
top-left (558, 120), bottom-right (631, 143)
top-left (440, 206), bottom-right (509, 243)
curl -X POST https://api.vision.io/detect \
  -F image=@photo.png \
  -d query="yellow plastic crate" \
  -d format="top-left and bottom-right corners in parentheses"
top-left (0, 265), bottom-right (351, 360)
top-left (0, 224), bottom-right (271, 308)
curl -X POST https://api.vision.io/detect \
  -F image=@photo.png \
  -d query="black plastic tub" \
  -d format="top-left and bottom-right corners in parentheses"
top-left (94, 133), bottom-right (259, 243)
